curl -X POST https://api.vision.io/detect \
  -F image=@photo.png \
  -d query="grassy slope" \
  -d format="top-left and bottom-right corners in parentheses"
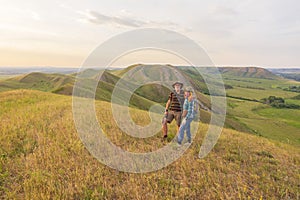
top-left (227, 99), bottom-right (300, 146)
top-left (0, 90), bottom-right (299, 199)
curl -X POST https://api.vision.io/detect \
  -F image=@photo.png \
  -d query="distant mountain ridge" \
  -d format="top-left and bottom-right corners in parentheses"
top-left (268, 68), bottom-right (300, 82)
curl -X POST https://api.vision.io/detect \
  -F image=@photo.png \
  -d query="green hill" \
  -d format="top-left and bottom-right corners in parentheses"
top-left (0, 71), bottom-right (158, 111)
top-left (112, 65), bottom-right (282, 106)
top-left (219, 67), bottom-right (280, 80)
top-left (0, 72), bottom-right (75, 93)
top-left (0, 65), bottom-right (212, 114)
top-left (111, 64), bottom-right (213, 108)
top-left (0, 90), bottom-right (299, 199)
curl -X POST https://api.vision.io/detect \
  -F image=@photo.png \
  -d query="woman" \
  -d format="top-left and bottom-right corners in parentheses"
top-left (177, 87), bottom-right (195, 145)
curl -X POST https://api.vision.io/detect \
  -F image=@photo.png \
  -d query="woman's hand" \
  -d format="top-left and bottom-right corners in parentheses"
top-left (182, 110), bottom-right (187, 118)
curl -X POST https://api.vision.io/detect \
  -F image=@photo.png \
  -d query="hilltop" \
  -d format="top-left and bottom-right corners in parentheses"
top-left (0, 90), bottom-right (299, 199)
top-left (218, 67), bottom-right (280, 80)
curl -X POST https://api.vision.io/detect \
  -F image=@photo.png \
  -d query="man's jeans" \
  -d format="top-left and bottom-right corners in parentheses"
top-left (177, 117), bottom-right (193, 144)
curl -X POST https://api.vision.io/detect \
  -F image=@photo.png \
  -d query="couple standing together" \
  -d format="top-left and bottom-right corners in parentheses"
top-left (162, 81), bottom-right (195, 145)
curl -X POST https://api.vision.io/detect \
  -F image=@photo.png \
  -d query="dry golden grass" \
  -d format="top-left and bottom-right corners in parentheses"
top-left (0, 89), bottom-right (299, 199)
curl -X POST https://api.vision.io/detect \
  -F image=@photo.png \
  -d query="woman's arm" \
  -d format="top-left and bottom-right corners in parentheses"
top-left (182, 110), bottom-right (188, 117)
top-left (181, 99), bottom-right (188, 117)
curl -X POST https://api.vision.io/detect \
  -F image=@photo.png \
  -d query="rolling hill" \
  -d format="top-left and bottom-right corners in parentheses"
top-left (1, 65), bottom-right (299, 147)
top-left (218, 67), bottom-right (280, 80)
top-left (0, 70), bottom-right (161, 111)
top-left (0, 65), bottom-right (213, 112)
top-left (109, 65), bottom-right (300, 143)
top-left (0, 72), bottom-right (75, 93)
top-left (0, 64), bottom-right (240, 110)
top-left (0, 90), bottom-right (299, 199)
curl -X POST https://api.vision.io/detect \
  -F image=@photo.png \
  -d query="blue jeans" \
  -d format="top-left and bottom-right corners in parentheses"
top-left (177, 117), bottom-right (193, 144)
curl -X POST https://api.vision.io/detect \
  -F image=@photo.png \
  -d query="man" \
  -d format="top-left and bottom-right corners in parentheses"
top-left (162, 81), bottom-right (185, 138)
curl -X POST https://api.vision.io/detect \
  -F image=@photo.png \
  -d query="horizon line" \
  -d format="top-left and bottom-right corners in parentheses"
top-left (0, 64), bottom-right (300, 69)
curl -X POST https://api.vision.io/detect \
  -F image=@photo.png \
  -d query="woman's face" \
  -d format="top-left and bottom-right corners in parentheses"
top-left (185, 91), bottom-right (190, 98)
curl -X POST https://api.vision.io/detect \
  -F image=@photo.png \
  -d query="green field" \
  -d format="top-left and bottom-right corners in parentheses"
top-left (256, 108), bottom-right (300, 129)
top-left (286, 98), bottom-right (300, 106)
top-left (224, 76), bottom-right (300, 100)
top-left (221, 72), bottom-right (300, 147)
top-left (226, 99), bottom-right (299, 146)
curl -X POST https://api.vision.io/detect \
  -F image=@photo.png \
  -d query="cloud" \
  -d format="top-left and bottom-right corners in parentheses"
top-left (30, 11), bottom-right (41, 21)
top-left (212, 5), bottom-right (239, 17)
top-left (88, 11), bottom-right (144, 27)
top-left (78, 10), bottom-right (180, 29)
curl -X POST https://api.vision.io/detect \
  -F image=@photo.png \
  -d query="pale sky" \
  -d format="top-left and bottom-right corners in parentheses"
top-left (0, 0), bottom-right (299, 68)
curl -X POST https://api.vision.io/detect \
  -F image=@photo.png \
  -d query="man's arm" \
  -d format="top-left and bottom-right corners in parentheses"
top-left (164, 99), bottom-right (171, 115)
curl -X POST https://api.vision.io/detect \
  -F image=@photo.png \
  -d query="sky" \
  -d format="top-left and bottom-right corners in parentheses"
top-left (0, 0), bottom-right (299, 68)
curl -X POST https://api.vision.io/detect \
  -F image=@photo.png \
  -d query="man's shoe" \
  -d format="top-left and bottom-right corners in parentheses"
top-left (163, 135), bottom-right (168, 139)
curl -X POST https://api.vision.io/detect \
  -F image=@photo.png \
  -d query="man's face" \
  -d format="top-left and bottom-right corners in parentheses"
top-left (174, 84), bottom-right (181, 92)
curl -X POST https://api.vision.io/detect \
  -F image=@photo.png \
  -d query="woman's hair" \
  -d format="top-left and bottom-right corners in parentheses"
top-left (188, 91), bottom-right (193, 102)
